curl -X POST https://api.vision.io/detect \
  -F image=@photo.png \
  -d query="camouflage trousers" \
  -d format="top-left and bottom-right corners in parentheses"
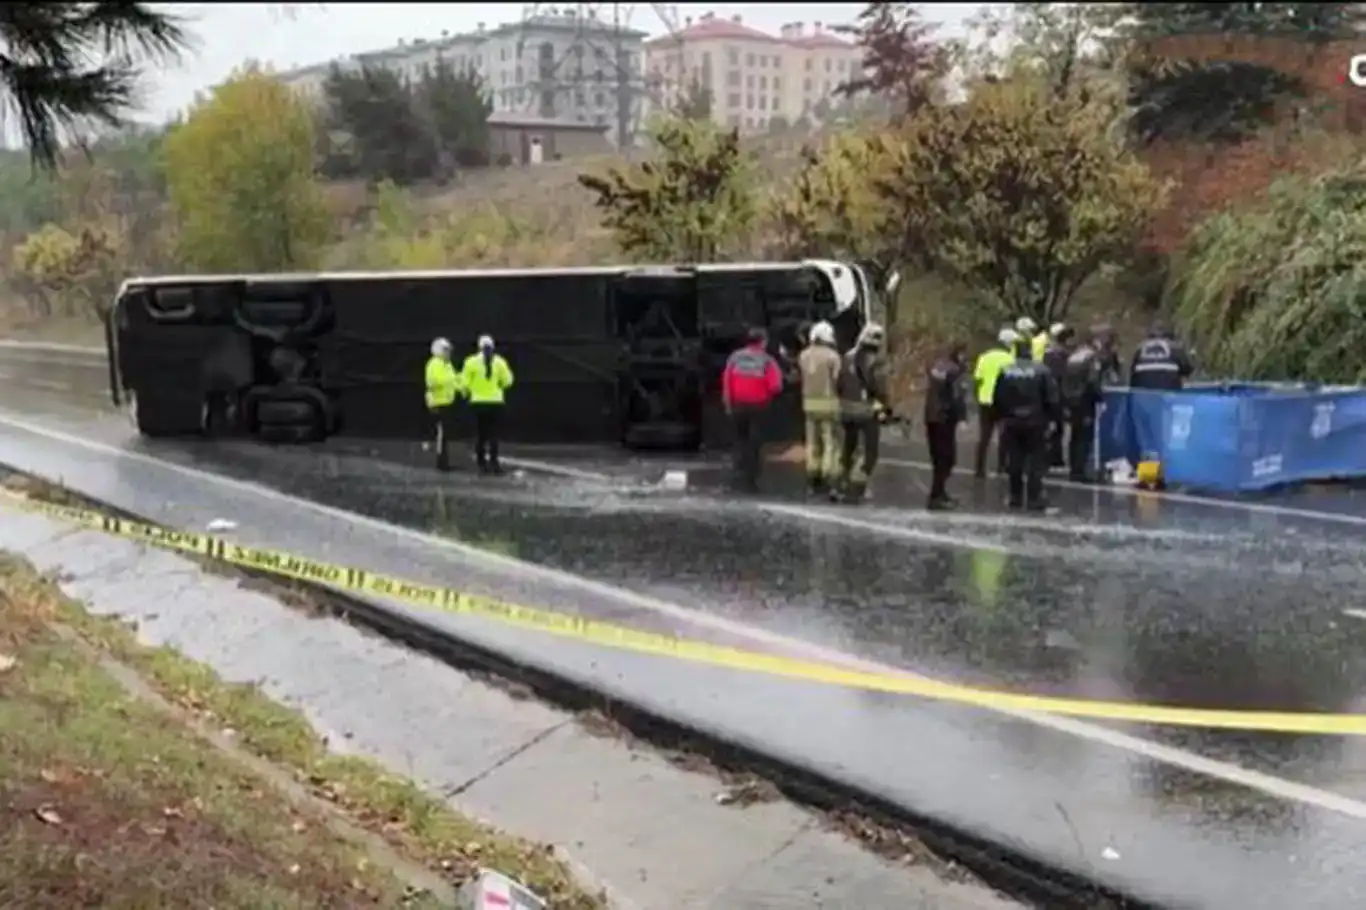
top-left (804, 414), bottom-right (841, 482)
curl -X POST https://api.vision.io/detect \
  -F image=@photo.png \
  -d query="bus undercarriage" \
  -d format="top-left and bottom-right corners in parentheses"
top-left (107, 261), bottom-right (884, 452)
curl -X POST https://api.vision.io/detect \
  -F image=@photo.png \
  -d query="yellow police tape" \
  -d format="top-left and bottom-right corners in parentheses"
top-left (8, 488), bottom-right (1366, 737)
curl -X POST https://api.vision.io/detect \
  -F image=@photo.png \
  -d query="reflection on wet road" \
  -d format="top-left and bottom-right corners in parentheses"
top-left (9, 344), bottom-right (1366, 906)
top-left (7, 349), bottom-right (1366, 766)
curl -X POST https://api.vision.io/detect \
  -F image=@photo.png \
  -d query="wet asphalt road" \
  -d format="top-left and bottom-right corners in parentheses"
top-left (8, 344), bottom-right (1366, 906)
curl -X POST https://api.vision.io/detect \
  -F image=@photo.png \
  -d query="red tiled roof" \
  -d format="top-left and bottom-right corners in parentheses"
top-left (646, 18), bottom-right (780, 45)
top-left (645, 17), bottom-right (858, 50)
top-left (788, 33), bottom-right (855, 50)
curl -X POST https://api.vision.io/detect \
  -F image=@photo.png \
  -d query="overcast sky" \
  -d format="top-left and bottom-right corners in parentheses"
top-left (147, 3), bottom-right (985, 119)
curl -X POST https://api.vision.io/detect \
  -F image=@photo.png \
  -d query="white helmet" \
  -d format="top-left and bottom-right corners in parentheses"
top-left (1049, 322), bottom-right (1068, 338)
top-left (809, 320), bottom-right (836, 345)
top-left (430, 337), bottom-right (451, 356)
top-left (1015, 316), bottom-right (1038, 336)
top-left (997, 327), bottom-right (1019, 347)
top-left (477, 334), bottom-right (494, 350)
top-left (857, 322), bottom-right (885, 347)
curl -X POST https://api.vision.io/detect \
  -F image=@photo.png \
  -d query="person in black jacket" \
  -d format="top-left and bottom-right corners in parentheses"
top-left (923, 342), bottom-right (967, 510)
top-left (1041, 324), bottom-right (1075, 469)
top-left (1129, 321), bottom-right (1194, 390)
top-left (1062, 325), bottom-right (1114, 482)
top-left (834, 322), bottom-right (891, 503)
top-left (993, 340), bottom-right (1060, 511)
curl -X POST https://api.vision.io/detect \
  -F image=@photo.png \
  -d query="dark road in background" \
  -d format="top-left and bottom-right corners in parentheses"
top-left (6, 342), bottom-right (1366, 908)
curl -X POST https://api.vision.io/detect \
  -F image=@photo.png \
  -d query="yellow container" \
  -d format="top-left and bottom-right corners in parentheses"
top-left (1135, 460), bottom-right (1162, 486)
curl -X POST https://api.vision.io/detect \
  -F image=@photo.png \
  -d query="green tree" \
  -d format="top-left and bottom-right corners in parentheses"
top-left (0, 151), bottom-right (62, 232)
top-left (671, 76), bottom-right (713, 121)
top-left (322, 63), bottom-right (439, 184)
top-left (1170, 167), bottom-right (1366, 382)
top-left (577, 116), bottom-right (756, 262)
top-left (877, 77), bottom-right (1168, 324)
top-left (770, 132), bottom-right (898, 266)
top-left (162, 65), bottom-right (329, 273)
top-left (412, 60), bottom-right (492, 169)
top-left (0, 3), bottom-right (190, 171)
top-left (12, 220), bottom-right (122, 318)
top-left (963, 3), bottom-right (1128, 101)
top-left (1119, 2), bottom-right (1364, 144)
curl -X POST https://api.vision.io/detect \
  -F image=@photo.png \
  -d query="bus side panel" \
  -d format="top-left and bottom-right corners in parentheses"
top-left (317, 273), bottom-right (619, 443)
top-left (695, 267), bottom-right (838, 449)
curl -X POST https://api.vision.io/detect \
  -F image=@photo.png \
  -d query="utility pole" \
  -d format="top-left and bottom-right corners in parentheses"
top-left (612, 3), bottom-right (633, 148)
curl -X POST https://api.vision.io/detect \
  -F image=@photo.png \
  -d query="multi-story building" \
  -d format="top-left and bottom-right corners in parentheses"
top-left (274, 8), bottom-right (648, 146)
top-left (643, 13), bottom-right (864, 133)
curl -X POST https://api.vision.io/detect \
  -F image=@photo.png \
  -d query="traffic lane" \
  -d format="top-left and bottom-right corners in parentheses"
top-left (14, 339), bottom-right (1366, 524)
top-left (19, 338), bottom-right (1366, 529)
top-left (11, 347), bottom-right (1366, 774)
top-left (0, 362), bottom-right (109, 413)
top-left (0, 411), bottom-right (864, 664)
top-left (880, 431), bottom-right (1366, 523)
top-left (3, 419), bottom-right (1366, 908)
top-left (78, 429), bottom-right (1366, 789)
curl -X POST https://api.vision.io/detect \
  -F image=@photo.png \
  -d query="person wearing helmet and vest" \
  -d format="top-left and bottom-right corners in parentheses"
top-left (973, 327), bottom-right (1017, 478)
top-left (721, 326), bottom-right (784, 493)
top-left (1013, 316), bottom-right (1043, 363)
top-left (460, 334), bottom-right (515, 474)
top-left (798, 320), bottom-right (842, 495)
top-left (834, 321), bottom-right (890, 503)
top-left (424, 337), bottom-right (461, 471)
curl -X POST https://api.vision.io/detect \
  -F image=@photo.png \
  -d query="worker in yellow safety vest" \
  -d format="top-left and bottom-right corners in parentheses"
top-left (973, 327), bottom-right (1018, 478)
top-left (460, 334), bottom-right (515, 474)
top-left (425, 337), bottom-right (462, 472)
top-left (1014, 316), bottom-right (1049, 363)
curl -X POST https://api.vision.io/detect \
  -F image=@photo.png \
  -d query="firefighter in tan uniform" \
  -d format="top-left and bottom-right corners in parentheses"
top-left (798, 320), bottom-right (843, 495)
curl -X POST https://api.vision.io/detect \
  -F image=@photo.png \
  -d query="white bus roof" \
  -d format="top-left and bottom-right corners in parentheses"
top-left (117, 261), bottom-right (854, 295)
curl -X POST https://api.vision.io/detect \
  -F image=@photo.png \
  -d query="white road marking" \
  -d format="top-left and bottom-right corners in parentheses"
top-left (22, 378), bottom-right (73, 393)
top-left (1343, 609), bottom-right (1366, 621)
top-left (880, 455), bottom-right (1366, 527)
top-left (0, 340), bottom-right (105, 355)
top-left (3, 411), bottom-right (1366, 821)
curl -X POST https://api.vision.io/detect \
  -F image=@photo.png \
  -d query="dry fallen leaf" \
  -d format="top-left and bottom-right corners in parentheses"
top-left (0, 653), bottom-right (17, 673)
top-left (34, 805), bottom-right (63, 825)
top-left (287, 863), bottom-right (301, 876)
top-left (291, 820), bottom-right (307, 833)
top-left (162, 806), bottom-right (184, 819)
top-left (39, 769), bottom-right (60, 784)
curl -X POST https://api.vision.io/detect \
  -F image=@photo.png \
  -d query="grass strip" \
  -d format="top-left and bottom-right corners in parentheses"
top-left (0, 550), bottom-right (603, 909)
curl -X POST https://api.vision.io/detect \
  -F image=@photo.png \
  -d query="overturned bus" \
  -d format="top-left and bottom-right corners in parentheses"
top-left (105, 260), bottom-right (893, 451)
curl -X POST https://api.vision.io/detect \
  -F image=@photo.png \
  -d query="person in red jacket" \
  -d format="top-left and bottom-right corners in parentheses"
top-left (722, 327), bottom-right (784, 492)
